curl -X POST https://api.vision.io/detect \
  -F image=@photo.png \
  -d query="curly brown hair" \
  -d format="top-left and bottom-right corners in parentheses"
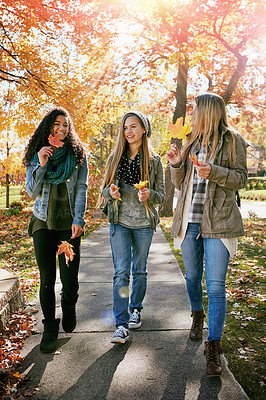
top-left (23, 107), bottom-right (85, 165)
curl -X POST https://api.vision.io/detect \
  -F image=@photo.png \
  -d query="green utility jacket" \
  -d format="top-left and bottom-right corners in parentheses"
top-left (103, 154), bottom-right (165, 230)
top-left (170, 130), bottom-right (248, 238)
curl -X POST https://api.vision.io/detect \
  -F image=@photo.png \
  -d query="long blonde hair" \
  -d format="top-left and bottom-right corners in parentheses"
top-left (182, 93), bottom-right (236, 166)
top-left (100, 113), bottom-right (153, 194)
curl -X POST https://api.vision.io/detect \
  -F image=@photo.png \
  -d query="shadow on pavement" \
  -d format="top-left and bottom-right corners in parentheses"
top-left (57, 341), bottom-right (132, 400)
top-left (161, 338), bottom-right (221, 400)
top-left (162, 338), bottom-right (202, 399)
top-left (19, 337), bottom-right (71, 393)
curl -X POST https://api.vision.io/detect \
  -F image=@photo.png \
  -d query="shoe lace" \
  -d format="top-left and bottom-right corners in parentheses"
top-left (115, 326), bottom-right (127, 336)
top-left (206, 341), bottom-right (221, 364)
top-left (130, 309), bottom-right (139, 322)
top-left (191, 311), bottom-right (204, 328)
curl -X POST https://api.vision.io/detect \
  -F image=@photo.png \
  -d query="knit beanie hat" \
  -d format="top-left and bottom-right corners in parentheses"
top-left (122, 111), bottom-right (152, 138)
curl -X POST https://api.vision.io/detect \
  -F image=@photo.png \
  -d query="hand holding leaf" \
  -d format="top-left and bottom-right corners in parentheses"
top-left (48, 134), bottom-right (64, 148)
top-left (58, 240), bottom-right (75, 266)
top-left (110, 184), bottom-right (122, 201)
top-left (134, 181), bottom-right (152, 217)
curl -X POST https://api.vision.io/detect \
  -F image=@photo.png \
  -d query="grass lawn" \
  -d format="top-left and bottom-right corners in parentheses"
top-left (160, 216), bottom-right (266, 400)
top-left (0, 185), bottom-right (23, 208)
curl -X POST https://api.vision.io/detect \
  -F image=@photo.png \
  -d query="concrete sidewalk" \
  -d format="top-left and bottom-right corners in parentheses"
top-left (19, 224), bottom-right (249, 400)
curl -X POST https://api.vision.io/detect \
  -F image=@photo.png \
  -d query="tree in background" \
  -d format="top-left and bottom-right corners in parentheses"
top-left (106, 0), bottom-right (265, 215)
top-left (0, 0), bottom-right (265, 210)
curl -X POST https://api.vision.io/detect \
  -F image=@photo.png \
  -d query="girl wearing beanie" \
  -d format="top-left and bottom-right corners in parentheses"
top-left (101, 111), bottom-right (165, 343)
top-left (24, 107), bottom-right (88, 353)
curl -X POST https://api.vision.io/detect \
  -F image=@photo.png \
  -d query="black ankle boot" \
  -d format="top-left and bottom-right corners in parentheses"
top-left (61, 295), bottom-right (78, 333)
top-left (40, 318), bottom-right (60, 354)
top-left (189, 309), bottom-right (205, 341)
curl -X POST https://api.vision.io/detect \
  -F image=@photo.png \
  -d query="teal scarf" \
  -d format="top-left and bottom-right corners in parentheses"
top-left (34, 144), bottom-right (76, 184)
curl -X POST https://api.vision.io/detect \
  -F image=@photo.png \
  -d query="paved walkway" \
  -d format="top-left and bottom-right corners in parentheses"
top-left (18, 224), bottom-right (249, 400)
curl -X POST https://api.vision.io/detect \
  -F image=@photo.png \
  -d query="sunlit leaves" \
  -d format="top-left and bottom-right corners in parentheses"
top-left (168, 117), bottom-right (191, 140)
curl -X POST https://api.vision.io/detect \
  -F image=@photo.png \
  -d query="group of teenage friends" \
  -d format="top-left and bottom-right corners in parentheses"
top-left (24, 92), bottom-right (247, 377)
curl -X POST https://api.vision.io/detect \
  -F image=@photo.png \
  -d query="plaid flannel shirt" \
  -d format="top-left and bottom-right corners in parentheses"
top-left (188, 148), bottom-right (208, 223)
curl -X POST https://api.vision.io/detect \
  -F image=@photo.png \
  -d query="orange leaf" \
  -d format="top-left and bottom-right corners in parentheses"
top-left (48, 134), bottom-right (64, 148)
top-left (189, 154), bottom-right (200, 166)
top-left (58, 240), bottom-right (75, 266)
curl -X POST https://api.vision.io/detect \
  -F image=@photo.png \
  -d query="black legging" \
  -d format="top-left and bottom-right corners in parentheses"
top-left (33, 229), bottom-right (81, 322)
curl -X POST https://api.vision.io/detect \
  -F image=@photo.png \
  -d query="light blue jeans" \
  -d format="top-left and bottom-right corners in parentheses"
top-left (181, 223), bottom-right (229, 341)
top-left (110, 224), bottom-right (154, 328)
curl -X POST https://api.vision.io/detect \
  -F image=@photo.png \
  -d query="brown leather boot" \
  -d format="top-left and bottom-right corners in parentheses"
top-left (204, 340), bottom-right (223, 376)
top-left (189, 309), bottom-right (205, 340)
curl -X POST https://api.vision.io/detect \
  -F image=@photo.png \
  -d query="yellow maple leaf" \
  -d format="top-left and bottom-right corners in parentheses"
top-left (168, 117), bottom-right (191, 139)
top-left (134, 180), bottom-right (149, 190)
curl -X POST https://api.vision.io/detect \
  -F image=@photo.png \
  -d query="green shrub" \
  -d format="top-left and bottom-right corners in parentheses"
top-left (4, 201), bottom-right (24, 216)
top-left (245, 177), bottom-right (266, 191)
top-left (239, 189), bottom-right (266, 201)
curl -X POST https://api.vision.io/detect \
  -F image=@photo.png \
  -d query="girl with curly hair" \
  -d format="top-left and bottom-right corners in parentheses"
top-left (24, 107), bottom-right (88, 353)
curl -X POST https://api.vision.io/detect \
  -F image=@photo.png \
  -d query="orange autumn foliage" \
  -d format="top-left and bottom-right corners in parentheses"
top-left (48, 134), bottom-right (64, 148)
top-left (189, 154), bottom-right (200, 166)
top-left (58, 241), bottom-right (75, 266)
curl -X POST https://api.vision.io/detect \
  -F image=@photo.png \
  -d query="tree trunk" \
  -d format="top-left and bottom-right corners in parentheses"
top-left (223, 55), bottom-right (248, 104)
top-left (159, 56), bottom-right (189, 217)
top-left (6, 173), bottom-right (10, 208)
top-left (173, 57), bottom-right (189, 124)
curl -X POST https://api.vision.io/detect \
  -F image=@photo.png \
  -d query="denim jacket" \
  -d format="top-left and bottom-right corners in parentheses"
top-left (26, 155), bottom-right (88, 228)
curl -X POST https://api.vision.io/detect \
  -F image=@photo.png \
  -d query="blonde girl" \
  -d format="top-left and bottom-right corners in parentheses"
top-left (167, 93), bottom-right (247, 375)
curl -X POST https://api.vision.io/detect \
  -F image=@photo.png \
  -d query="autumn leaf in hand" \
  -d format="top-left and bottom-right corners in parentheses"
top-left (168, 117), bottom-right (191, 140)
top-left (111, 184), bottom-right (122, 201)
top-left (48, 134), bottom-right (64, 148)
top-left (134, 180), bottom-right (149, 190)
top-left (189, 154), bottom-right (200, 166)
top-left (58, 240), bottom-right (75, 266)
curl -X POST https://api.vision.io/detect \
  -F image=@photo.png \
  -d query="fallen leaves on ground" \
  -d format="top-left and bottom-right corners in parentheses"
top-left (0, 310), bottom-right (38, 399)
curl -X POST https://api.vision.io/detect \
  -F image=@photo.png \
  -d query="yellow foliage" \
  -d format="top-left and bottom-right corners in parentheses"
top-left (168, 117), bottom-right (191, 140)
